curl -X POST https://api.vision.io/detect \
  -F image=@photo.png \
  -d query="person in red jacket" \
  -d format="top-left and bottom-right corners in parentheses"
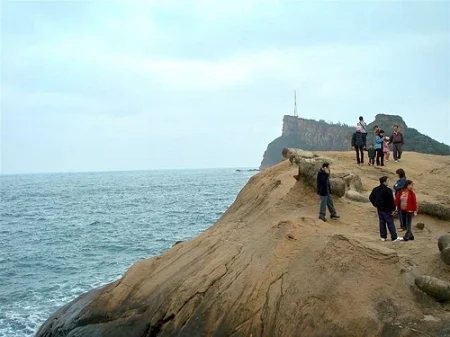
top-left (395, 180), bottom-right (418, 241)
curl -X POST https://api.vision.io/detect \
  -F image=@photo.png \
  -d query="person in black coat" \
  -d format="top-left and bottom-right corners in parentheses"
top-left (317, 162), bottom-right (340, 222)
top-left (369, 176), bottom-right (402, 242)
top-left (351, 126), bottom-right (366, 165)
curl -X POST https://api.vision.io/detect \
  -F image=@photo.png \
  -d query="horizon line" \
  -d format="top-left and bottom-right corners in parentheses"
top-left (0, 166), bottom-right (260, 177)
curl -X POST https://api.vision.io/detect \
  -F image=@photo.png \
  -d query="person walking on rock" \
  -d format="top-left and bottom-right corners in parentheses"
top-left (395, 180), bottom-right (418, 241)
top-left (389, 124), bottom-right (404, 162)
top-left (357, 116), bottom-right (368, 146)
top-left (375, 129), bottom-right (386, 167)
top-left (393, 168), bottom-right (407, 231)
top-left (369, 176), bottom-right (402, 242)
top-left (351, 126), bottom-right (366, 165)
top-left (317, 162), bottom-right (340, 222)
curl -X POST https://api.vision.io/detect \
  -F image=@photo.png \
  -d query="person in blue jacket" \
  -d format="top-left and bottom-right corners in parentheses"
top-left (375, 129), bottom-right (385, 167)
top-left (393, 168), bottom-right (407, 230)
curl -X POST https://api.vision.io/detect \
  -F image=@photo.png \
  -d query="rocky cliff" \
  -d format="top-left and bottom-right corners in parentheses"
top-left (36, 151), bottom-right (450, 337)
top-left (260, 114), bottom-right (450, 169)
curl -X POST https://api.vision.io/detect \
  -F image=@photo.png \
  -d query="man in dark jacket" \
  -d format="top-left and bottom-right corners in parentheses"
top-left (317, 162), bottom-right (340, 222)
top-left (369, 176), bottom-right (402, 242)
top-left (389, 124), bottom-right (405, 162)
top-left (351, 126), bottom-right (366, 165)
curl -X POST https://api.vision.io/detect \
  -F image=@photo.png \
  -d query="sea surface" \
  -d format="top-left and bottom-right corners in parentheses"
top-left (0, 169), bottom-right (255, 337)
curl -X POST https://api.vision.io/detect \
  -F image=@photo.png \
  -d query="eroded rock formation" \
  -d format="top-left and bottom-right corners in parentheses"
top-left (37, 151), bottom-right (450, 337)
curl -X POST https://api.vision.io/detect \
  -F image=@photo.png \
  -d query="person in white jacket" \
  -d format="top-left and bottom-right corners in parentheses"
top-left (357, 116), bottom-right (368, 147)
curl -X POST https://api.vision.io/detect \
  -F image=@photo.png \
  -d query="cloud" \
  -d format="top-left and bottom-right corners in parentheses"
top-left (1, 1), bottom-right (449, 173)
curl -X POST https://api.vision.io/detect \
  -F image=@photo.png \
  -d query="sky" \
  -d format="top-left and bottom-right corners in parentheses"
top-left (1, 0), bottom-right (449, 174)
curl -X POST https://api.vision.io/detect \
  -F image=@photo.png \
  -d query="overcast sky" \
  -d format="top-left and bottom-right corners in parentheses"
top-left (1, 1), bottom-right (449, 174)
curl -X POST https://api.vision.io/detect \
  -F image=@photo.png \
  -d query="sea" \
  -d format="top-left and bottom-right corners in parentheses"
top-left (0, 168), bottom-right (255, 337)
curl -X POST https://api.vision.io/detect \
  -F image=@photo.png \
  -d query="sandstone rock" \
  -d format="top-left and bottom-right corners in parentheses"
top-left (438, 234), bottom-right (450, 266)
top-left (291, 157), bottom-right (345, 197)
top-left (418, 201), bottom-right (450, 221)
top-left (330, 178), bottom-right (346, 198)
top-left (36, 155), bottom-right (450, 337)
top-left (282, 148), bottom-right (317, 166)
top-left (345, 190), bottom-right (369, 203)
top-left (341, 173), bottom-right (363, 193)
top-left (415, 223), bottom-right (425, 230)
top-left (415, 275), bottom-right (450, 302)
top-left (438, 234), bottom-right (450, 252)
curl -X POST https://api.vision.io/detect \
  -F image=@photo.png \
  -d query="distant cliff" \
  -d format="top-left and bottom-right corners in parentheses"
top-left (260, 114), bottom-right (450, 169)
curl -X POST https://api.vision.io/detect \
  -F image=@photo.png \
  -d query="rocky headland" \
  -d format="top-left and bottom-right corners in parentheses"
top-left (37, 151), bottom-right (450, 337)
top-left (260, 114), bottom-right (450, 169)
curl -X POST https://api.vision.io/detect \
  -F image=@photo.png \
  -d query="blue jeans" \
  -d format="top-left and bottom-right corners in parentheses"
top-left (319, 195), bottom-right (337, 218)
top-left (377, 210), bottom-right (398, 240)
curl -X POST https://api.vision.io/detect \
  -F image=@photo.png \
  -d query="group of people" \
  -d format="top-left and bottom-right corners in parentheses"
top-left (368, 169), bottom-right (418, 242)
top-left (316, 161), bottom-right (418, 242)
top-left (352, 116), bottom-right (405, 167)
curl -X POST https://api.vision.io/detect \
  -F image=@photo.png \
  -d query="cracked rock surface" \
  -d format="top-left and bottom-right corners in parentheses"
top-left (36, 152), bottom-right (450, 337)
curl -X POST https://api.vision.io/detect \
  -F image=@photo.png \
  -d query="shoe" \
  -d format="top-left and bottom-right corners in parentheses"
top-left (395, 160), bottom-right (398, 163)
top-left (331, 215), bottom-right (340, 219)
top-left (398, 228), bottom-right (405, 232)
top-left (393, 237), bottom-right (404, 242)
top-left (319, 216), bottom-right (327, 222)
top-left (380, 238), bottom-right (386, 242)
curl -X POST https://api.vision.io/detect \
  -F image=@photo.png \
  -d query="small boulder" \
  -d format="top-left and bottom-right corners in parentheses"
top-left (415, 275), bottom-right (450, 302)
top-left (438, 234), bottom-right (450, 266)
top-left (345, 190), bottom-right (369, 203)
top-left (342, 173), bottom-right (363, 193)
top-left (415, 222), bottom-right (425, 230)
top-left (438, 234), bottom-right (450, 252)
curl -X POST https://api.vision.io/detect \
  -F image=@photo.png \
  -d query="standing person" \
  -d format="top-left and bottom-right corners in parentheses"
top-left (367, 143), bottom-right (376, 166)
top-left (395, 180), bottom-right (418, 241)
top-left (317, 162), bottom-right (340, 222)
top-left (351, 126), bottom-right (365, 165)
top-left (393, 168), bottom-right (407, 231)
top-left (369, 176), bottom-right (402, 242)
top-left (375, 129), bottom-right (385, 167)
top-left (373, 125), bottom-right (380, 136)
top-left (357, 116), bottom-right (368, 147)
top-left (389, 124), bottom-right (405, 163)
top-left (384, 137), bottom-right (391, 162)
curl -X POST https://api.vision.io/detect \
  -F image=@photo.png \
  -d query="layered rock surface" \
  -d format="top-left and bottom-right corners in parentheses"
top-left (37, 151), bottom-right (450, 337)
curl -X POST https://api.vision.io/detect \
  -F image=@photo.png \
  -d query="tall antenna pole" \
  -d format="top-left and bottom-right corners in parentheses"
top-left (293, 90), bottom-right (298, 117)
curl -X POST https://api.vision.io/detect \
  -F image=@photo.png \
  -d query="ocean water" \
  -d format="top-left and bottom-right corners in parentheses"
top-left (0, 169), bottom-right (255, 337)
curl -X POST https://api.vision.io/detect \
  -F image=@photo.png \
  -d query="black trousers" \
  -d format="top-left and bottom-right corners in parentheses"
top-left (400, 211), bottom-right (414, 240)
top-left (376, 149), bottom-right (384, 166)
top-left (355, 147), bottom-right (364, 164)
